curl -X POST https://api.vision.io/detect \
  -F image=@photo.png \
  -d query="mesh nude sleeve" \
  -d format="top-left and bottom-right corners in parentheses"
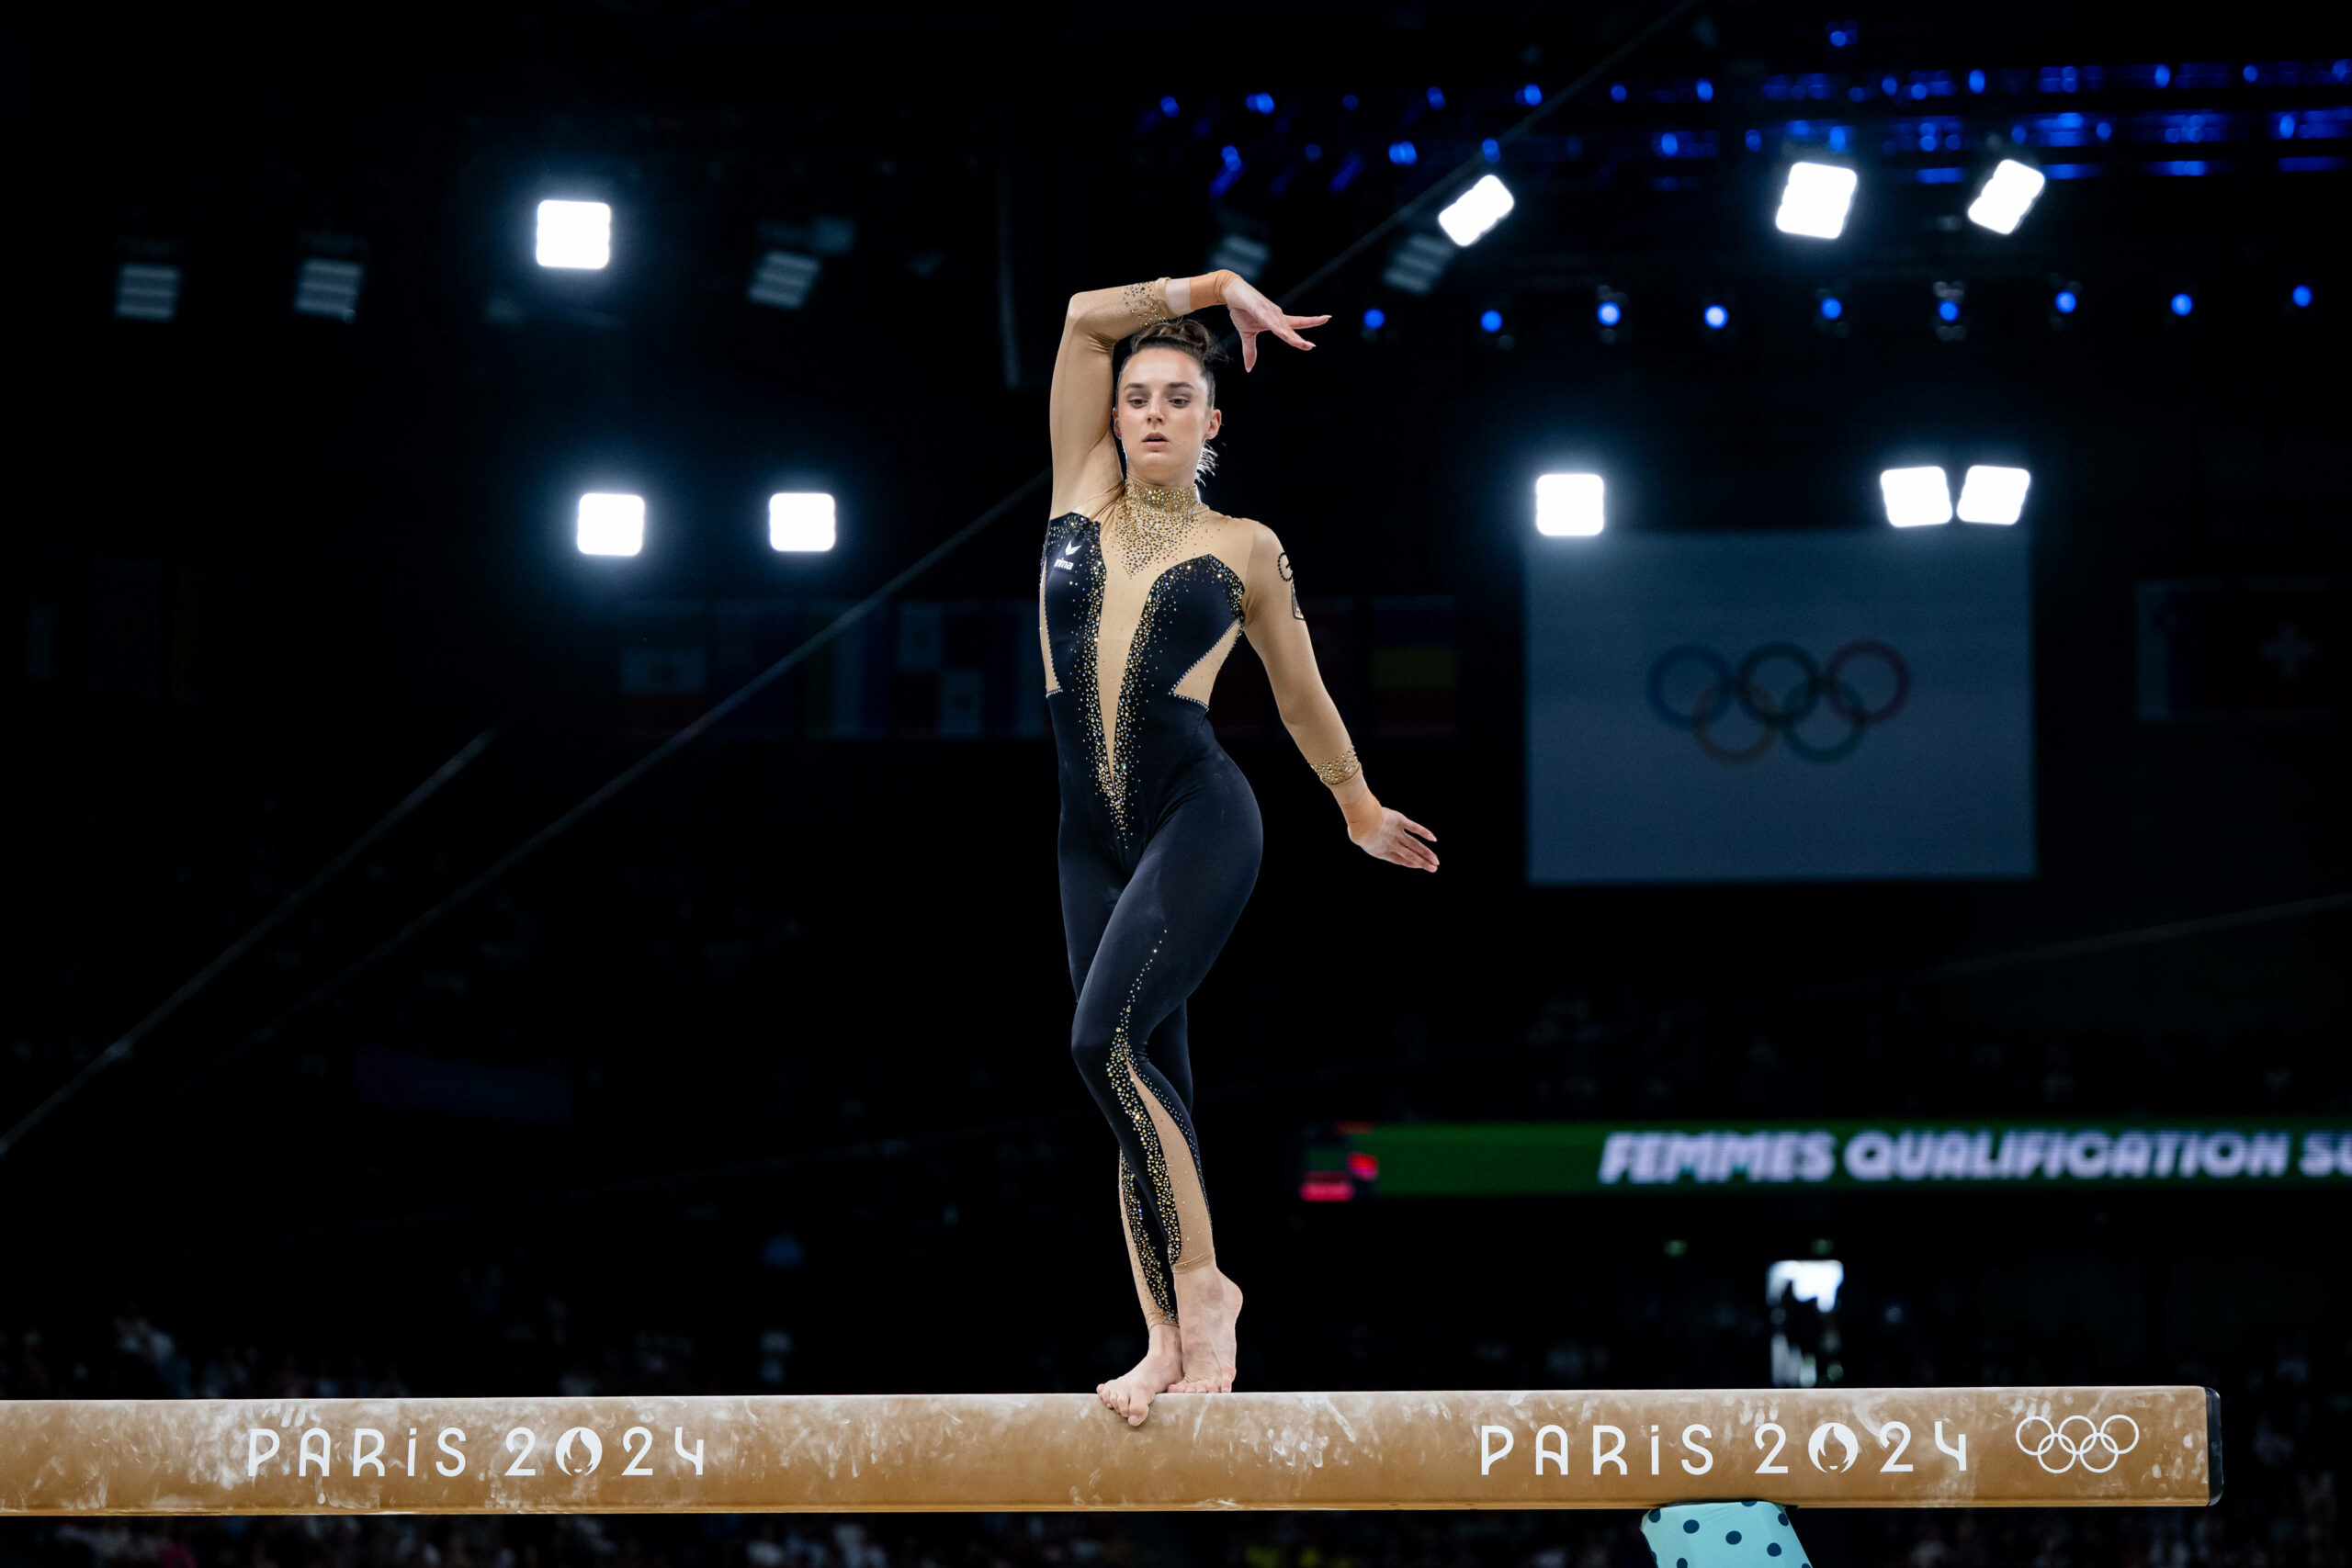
top-left (1240, 525), bottom-right (1365, 796)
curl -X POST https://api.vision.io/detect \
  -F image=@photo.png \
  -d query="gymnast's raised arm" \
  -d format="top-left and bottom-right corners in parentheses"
top-left (1046, 269), bottom-right (1331, 519)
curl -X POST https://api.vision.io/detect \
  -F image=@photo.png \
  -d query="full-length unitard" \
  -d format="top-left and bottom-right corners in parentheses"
top-left (1041, 271), bottom-right (1366, 1327)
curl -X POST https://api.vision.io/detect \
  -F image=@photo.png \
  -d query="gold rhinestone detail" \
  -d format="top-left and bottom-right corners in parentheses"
top-left (1123, 276), bottom-right (1172, 325)
top-left (1108, 478), bottom-right (1197, 577)
top-left (1108, 937), bottom-right (1177, 1321)
top-left (1118, 1156), bottom-right (1165, 1320)
top-left (1310, 746), bottom-right (1362, 786)
top-left (1101, 555), bottom-right (1245, 841)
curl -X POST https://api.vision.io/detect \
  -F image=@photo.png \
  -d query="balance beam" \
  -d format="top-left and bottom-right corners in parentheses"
top-left (0, 1386), bottom-right (2216, 1515)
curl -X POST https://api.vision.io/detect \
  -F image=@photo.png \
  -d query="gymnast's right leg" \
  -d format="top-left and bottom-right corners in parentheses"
top-left (1058, 837), bottom-right (1184, 1425)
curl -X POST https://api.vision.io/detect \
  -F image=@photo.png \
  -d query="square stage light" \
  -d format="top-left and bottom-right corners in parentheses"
top-left (1956, 465), bottom-right (2030, 524)
top-left (1438, 175), bottom-right (1516, 246)
top-left (747, 250), bottom-right (821, 310)
top-left (1775, 163), bottom-right (1859, 240)
top-left (1535, 473), bottom-right (1604, 536)
top-left (293, 257), bottom-right (364, 321)
top-left (577, 492), bottom-right (644, 556)
top-left (769, 492), bottom-right (836, 552)
top-left (537, 200), bottom-right (612, 270)
top-left (1880, 467), bottom-right (1952, 527)
top-left (1965, 160), bottom-right (2047, 235)
top-left (115, 263), bottom-right (181, 321)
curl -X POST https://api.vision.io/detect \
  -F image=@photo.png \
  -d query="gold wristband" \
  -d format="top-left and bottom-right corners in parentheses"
top-left (1310, 746), bottom-right (1362, 786)
top-left (1123, 276), bottom-right (1173, 324)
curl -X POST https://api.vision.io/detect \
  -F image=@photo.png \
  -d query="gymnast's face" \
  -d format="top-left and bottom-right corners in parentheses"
top-left (1114, 347), bottom-right (1222, 491)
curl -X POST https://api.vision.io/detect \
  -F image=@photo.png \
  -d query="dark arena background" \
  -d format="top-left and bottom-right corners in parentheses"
top-left (4, 0), bottom-right (2346, 1565)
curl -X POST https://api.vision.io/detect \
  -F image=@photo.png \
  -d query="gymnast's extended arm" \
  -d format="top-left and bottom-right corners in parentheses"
top-left (1240, 529), bottom-right (1441, 872)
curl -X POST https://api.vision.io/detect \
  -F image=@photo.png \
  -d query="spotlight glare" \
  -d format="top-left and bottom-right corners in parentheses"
top-left (577, 492), bottom-right (645, 556)
top-left (1938, 299), bottom-right (1961, 322)
top-left (1362, 307), bottom-right (1385, 330)
top-left (1879, 467), bottom-right (1953, 528)
top-left (537, 200), bottom-right (613, 270)
top-left (1703, 304), bottom-right (1729, 330)
top-left (1535, 473), bottom-right (1605, 536)
top-left (1775, 162), bottom-right (1859, 240)
top-left (1965, 159), bottom-right (2047, 234)
top-left (1437, 174), bottom-right (1516, 246)
top-left (1597, 300), bottom-right (1623, 326)
top-left (2171, 291), bottom-right (2195, 317)
top-left (769, 492), bottom-right (837, 552)
top-left (1955, 466), bottom-right (2030, 525)
top-left (1819, 296), bottom-right (1844, 321)
top-left (2054, 288), bottom-right (2078, 314)
top-left (2290, 284), bottom-right (2313, 308)
top-left (1479, 309), bottom-right (1503, 333)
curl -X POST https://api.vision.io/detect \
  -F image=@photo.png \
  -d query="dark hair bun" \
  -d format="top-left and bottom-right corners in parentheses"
top-left (1119, 316), bottom-right (1227, 405)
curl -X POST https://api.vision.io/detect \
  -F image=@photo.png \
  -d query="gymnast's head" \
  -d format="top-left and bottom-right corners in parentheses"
top-left (1113, 317), bottom-right (1226, 491)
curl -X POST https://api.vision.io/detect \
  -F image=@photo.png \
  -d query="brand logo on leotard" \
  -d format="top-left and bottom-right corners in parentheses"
top-left (1055, 537), bottom-right (1080, 571)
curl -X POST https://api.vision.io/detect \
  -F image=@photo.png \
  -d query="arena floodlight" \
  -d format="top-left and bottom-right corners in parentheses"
top-left (747, 250), bottom-right (821, 309)
top-left (292, 258), bottom-right (363, 321)
top-left (537, 200), bottom-right (612, 270)
top-left (1774, 162), bottom-right (1859, 240)
top-left (1534, 473), bottom-right (1604, 536)
top-left (768, 492), bottom-right (836, 552)
top-left (1965, 159), bottom-right (2047, 234)
top-left (1879, 467), bottom-right (1952, 527)
top-left (1955, 465), bottom-right (2030, 525)
top-left (115, 263), bottom-right (181, 322)
top-left (1381, 232), bottom-right (1454, 295)
top-left (576, 492), bottom-right (644, 556)
top-left (1206, 232), bottom-right (1271, 281)
top-left (1437, 174), bottom-right (1516, 246)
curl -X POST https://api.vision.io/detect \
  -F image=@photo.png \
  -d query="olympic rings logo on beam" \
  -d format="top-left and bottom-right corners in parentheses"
top-left (1645, 641), bottom-right (1910, 763)
top-left (2014, 1414), bottom-right (2140, 1475)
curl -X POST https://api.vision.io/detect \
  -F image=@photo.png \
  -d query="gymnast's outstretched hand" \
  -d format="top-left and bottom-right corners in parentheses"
top-left (1347, 801), bottom-right (1440, 872)
top-left (1221, 276), bottom-right (1329, 372)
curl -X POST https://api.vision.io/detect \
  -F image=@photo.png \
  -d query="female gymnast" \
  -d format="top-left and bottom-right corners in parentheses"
top-left (1042, 268), bottom-right (1439, 1426)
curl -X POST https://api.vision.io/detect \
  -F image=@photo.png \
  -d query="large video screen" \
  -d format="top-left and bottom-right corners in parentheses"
top-left (1525, 529), bottom-right (2034, 883)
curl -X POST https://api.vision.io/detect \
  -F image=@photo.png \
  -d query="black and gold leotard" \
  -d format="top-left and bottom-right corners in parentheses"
top-left (1042, 271), bottom-right (1374, 1329)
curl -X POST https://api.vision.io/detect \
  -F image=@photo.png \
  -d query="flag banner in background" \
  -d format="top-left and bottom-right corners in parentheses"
top-left (618, 595), bottom-right (1452, 742)
top-left (1370, 596), bottom-right (1459, 733)
top-left (1212, 596), bottom-right (1459, 740)
top-left (2136, 576), bottom-right (2338, 721)
top-left (617, 601), bottom-right (710, 739)
top-left (1525, 529), bottom-right (2034, 884)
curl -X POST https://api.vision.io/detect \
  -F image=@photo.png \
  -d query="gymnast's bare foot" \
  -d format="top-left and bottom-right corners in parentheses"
top-left (1097, 1325), bottom-right (1182, 1427)
top-left (1170, 1269), bottom-right (1241, 1393)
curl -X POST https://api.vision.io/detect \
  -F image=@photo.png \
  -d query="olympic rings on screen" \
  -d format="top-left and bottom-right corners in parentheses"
top-left (2014, 1413), bottom-right (2141, 1475)
top-left (1646, 640), bottom-right (1910, 763)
